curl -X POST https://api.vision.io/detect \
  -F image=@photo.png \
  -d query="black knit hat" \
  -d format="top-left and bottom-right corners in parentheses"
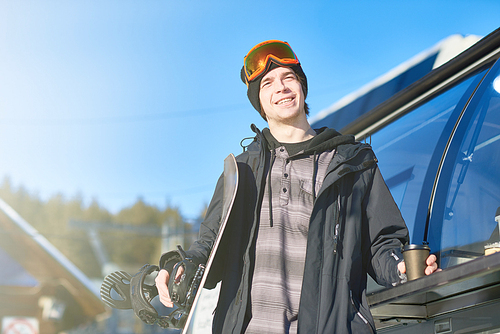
top-left (240, 61), bottom-right (308, 118)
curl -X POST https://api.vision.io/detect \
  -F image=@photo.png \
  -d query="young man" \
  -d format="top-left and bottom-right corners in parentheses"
top-left (156, 40), bottom-right (438, 333)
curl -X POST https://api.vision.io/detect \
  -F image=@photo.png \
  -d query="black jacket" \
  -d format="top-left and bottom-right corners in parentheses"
top-left (160, 125), bottom-right (409, 333)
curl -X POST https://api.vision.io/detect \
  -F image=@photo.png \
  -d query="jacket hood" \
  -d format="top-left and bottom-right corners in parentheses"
top-left (305, 127), bottom-right (355, 155)
top-left (260, 126), bottom-right (355, 156)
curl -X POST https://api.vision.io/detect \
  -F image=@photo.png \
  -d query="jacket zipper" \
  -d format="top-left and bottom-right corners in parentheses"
top-left (333, 185), bottom-right (341, 253)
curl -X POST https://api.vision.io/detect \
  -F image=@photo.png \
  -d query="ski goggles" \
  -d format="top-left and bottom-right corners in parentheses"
top-left (243, 40), bottom-right (300, 84)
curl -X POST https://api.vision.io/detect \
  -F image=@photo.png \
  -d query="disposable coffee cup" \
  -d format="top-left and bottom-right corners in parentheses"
top-left (403, 244), bottom-right (430, 281)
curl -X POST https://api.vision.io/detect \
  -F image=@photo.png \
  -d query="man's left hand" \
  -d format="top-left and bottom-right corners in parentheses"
top-left (397, 254), bottom-right (441, 276)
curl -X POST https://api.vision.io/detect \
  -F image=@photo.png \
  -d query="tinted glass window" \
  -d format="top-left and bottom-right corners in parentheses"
top-left (370, 74), bottom-right (480, 241)
top-left (431, 62), bottom-right (500, 268)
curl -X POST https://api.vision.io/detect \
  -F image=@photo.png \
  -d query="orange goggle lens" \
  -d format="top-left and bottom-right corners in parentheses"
top-left (243, 40), bottom-right (299, 83)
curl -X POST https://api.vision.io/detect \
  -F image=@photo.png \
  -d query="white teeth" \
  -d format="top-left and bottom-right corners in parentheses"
top-left (277, 98), bottom-right (293, 105)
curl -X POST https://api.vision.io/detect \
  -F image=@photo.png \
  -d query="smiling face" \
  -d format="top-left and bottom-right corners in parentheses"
top-left (259, 66), bottom-right (306, 126)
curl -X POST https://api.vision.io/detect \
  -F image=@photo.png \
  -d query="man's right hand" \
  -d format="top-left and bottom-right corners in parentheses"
top-left (155, 267), bottom-right (185, 308)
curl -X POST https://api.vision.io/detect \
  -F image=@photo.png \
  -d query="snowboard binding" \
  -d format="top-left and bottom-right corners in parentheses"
top-left (100, 246), bottom-right (205, 329)
top-left (168, 246), bottom-right (206, 309)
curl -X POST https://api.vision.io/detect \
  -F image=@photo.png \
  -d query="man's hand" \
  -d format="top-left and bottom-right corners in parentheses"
top-left (155, 267), bottom-right (185, 308)
top-left (397, 254), bottom-right (441, 276)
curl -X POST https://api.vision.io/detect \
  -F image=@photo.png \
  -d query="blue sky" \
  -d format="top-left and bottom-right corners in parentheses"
top-left (1, 1), bottom-right (499, 220)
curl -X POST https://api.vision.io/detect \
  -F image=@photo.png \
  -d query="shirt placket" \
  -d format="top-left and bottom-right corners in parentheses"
top-left (276, 147), bottom-right (290, 207)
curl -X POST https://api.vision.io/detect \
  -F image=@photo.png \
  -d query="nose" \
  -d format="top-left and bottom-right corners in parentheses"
top-left (274, 78), bottom-right (288, 93)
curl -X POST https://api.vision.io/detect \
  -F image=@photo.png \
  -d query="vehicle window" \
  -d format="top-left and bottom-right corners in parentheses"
top-left (370, 74), bottom-right (480, 241)
top-left (433, 64), bottom-right (500, 269)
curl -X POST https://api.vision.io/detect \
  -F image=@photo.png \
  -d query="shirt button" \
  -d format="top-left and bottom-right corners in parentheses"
top-left (283, 188), bottom-right (287, 193)
top-left (284, 173), bottom-right (289, 178)
top-left (280, 148), bottom-right (285, 152)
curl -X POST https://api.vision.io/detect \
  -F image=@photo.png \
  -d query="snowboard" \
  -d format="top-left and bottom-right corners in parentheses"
top-left (181, 153), bottom-right (239, 333)
top-left (100, 153), bottom-right (239, 331)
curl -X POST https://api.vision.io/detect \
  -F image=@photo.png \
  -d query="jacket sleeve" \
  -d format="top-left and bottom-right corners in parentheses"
top-left (364, 166), bottom-right (409, 287)
top-left (159, 172), bottom-right (224, 271)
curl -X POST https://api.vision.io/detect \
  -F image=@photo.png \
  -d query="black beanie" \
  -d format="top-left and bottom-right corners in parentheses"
top-left (240, 61), bottom-right (308, 116)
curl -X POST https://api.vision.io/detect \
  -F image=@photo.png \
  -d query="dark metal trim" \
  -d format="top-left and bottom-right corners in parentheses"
top-left (368, 252), bottom-right (500, 319)
top-left (341, 27), bottom-right (500, 136)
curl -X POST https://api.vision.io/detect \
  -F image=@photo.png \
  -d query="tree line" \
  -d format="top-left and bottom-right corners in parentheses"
top-left (0, 176), bottom-right (196, 278)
